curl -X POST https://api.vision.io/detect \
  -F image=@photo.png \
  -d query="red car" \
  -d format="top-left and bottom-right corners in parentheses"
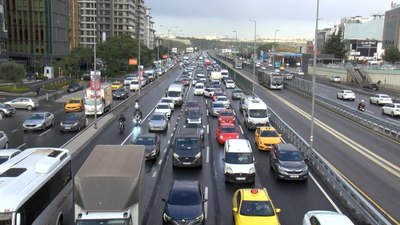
top-left (181, 78), bottom-right (190, 86)
top-left (212, 91), bottom-right (226, 101)
top-left (216, 123), bottom-right (239, 144)
top-left (218, 109), bottom-right (235, 125)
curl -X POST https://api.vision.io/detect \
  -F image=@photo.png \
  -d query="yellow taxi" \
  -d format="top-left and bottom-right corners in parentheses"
top-left (64, 97), bottom-right (84, 112)
top-left (255, 126), bottom-right (282, 151)
top-left (111, 81), bottom-right (123, 91)
top-left (232, 188), bottom-right (281, 225)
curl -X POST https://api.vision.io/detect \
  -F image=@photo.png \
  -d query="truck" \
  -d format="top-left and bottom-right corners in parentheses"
top-left (75, 145), bottom-right (144, 225)
top-left (210, 71), bottom-right (222, 81)
top-left (84, 84), bottom-right (112, 115)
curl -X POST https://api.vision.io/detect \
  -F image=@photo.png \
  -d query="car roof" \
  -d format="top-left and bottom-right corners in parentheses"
top-left (225, 139), bottom-right (251, 152)
top-left (240, 188), bottom-right (270, 201)
top-left (258, 126), bottom-right (276, 131)
top-left (276, 143), bottom-right (298, 151)
top-left (305, 211), bottom-right (354, 225)
top-left (172, 180), bottom-right (199, 191)
top-left (137, 133), bottom-right (157, 139)
top-left (0, 149), bottom-right (21, 156)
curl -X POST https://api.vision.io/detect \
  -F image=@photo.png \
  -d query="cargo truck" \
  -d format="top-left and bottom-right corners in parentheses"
top-left (75, 145), bottom-right (144, 225)
top-left (84, 84), bottom-right (113, 115)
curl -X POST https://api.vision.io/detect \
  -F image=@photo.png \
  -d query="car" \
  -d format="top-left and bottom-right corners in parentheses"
top-left (194, 82), bottom-right (205, 95)
top-left (111, 81), bottom-right (123, 91)
top-left (186, 108), bottom-right (202, 124)
top-left (155, 102), bottom-right (172, 118)
top-left (172, 128), bottom-right (203, 167)
top-left (329, 75), bottom-right (341, 83)
top-left (363, 83), bottom-right (379, 91)
top-left (336, 90), bottom-right (355, 101)
top-left (0, 131), bottom-right (9, 149)
top-left (231, 88), bottom-right (244, 100)
top-left (215, 96), bottom-right (230, 108)
top-left (4, 97), bottom-right (39, 110)
top-left (255, 126), bottom-right (282, 151)
top-left (303, 211), bottom-right (354, 225)
top-left (369, 94), bottom-right (393, 105)
top-left (192, 77), bottom-right (200, 85)
top-left (148, 112), bottom-right (168, 132)
top-left (160, 97), bottom-right (175, 112)
top-left (184, 100), bottom-right (201, 112)
top-left (129, 79), bottom-right (140, 92)
top-left (270, 143), bottom-right (308, 181)
top-left (183, 123), bottom-right (204, 141)
top-left (59, 112), bottom-right (87, 132)
top-left (0, 103), bottom-right (16, 117)
top-left (203, 87), bottom-right (216, 98)
top-left (181, 77), bottom-right (190, 86)
top-left (162, 180), bottom-right (206, 225)
top-left (232, 188), bottom-right (281, 225)
top-left (209, 101), bottom-right (226, 117)
top-left (381, 103), bottom-right (400, 117)
top-left (212, 91), bottom-right (226, 101)
top-left (133, 133), bottom-right (160, 160)
top-left (64, 97), bottom-right (84, 112)
top-left (218, 109), bottom-right (235, 125)
top-left (67, 83), bottom-right (84, 92)
top-left (297, 70), bottom-right (304, 76)
top-left (223, 139), bottom-right (255, 183)
top-left (0, 149), bottom-right (21, 165)
top-left (22, 111), bottom-right (55, 131)
top-left (124, 76), bottom-right (136, 85)
top-left (112, 88), bottom-right (129, 99)
top-left (216, 123), bottom-right (239, 144)
top-left (225, 79), bottom-right (236, 89)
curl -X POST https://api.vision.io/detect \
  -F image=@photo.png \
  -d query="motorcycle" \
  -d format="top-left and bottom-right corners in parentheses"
top-left (358, 105), bottom-right (365, 112)
top-left (118, 121), bottom-right (125, 134)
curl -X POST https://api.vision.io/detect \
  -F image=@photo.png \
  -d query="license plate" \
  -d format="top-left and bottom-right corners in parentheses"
top-left (236, 177), bottom-right (245, 181)
top-left (183, 162), bottom-right (191, 165)
top-left (64, 127), bottom-right (71, 130)
top-left (290, 175), bottom-right (299, 178)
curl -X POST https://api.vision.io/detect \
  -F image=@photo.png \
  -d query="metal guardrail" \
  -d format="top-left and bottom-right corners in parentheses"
top-left (269, 109), bottom-right (392, 225)
top-left (285, 78), bottom-right (400, 140)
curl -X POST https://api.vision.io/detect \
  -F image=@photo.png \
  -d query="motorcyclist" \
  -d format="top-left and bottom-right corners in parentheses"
top-left (133, 100), bottom-right (143, 121)
top-left (358, 100), bottom-right (366, 110)
top-left (118, 113), bottom-right (126, 123)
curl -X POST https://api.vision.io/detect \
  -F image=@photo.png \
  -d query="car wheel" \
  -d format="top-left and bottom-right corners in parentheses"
top-left (336, 95), bottom-right (339, 99)
top-left (274, 170), bottom-right (279, 181)
top-left (370, 99), bottom-right (373, 104)
top-left (27, 105), bottom-right (33, 110)
top-left (51, 119), bottom-right (55, 126)
top-left (0, 111), bottom-right (4, 117)
top-left (43, 124), bottom-right (46, 131)
top-left (382, 109), bottom-right (385, 115)
top-left (4, 141), bottom-right (8, 149)
top-left (391, 112), bottom-right (395, 117)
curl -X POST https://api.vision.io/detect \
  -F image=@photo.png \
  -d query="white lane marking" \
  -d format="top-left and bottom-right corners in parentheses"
top-left (158, 159), bottom-right (163, 165)
top-left (205, 99), bottom-right (208, 104)
top-left (239, 124), bottom-right (244, 134)
top-left (386, 117), bottom-right (398, 123)
top-left (39, 129), bottom-right (52, 136)
top-left (163, 148), bottom-right (167, 153)
top-left (16, 143), bottom-right (26, 149)
top-left (170, 133), bottom-right (174, 137)
top-left (11, 129), bottom-right (18, 133)
top-left (152, 171), bottom-right (157, 178)
top-left (207, 125), bottom-right (209, 134)
top-left (204, 186), bottom-right (208, 219)
top-left (309, 172), bottom-right (342, 213)
top-left (206, 109), bottom-right (209, 116)
top-left (206, 146), bottom-right (209, 163)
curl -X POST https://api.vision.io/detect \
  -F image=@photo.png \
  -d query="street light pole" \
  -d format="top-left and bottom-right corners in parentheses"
top-left (250, 20), bottom-right (256, 93)
top-left (232, 30), bottom-right (237, 80)
top-left (310, 0), bottom-right (319, 150)
top-left (93, 10), bottom-right (98, 129)
top-left (274, 29), bottom-right (280, 51)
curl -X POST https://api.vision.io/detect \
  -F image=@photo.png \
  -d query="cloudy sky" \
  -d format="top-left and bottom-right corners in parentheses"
top-left (146, 0), bottom-right (394, 40)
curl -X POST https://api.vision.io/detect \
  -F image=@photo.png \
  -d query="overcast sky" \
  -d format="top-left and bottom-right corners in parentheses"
top-left (146, 0), bottom-right (394, 40)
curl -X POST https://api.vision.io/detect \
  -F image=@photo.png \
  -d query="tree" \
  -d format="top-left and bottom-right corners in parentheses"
top-left (322, 28), bottom-right (347, 59)
top-left (382, 47), bottom-right (400, 64)
top-left (0, 61), bottom-right (25, 82)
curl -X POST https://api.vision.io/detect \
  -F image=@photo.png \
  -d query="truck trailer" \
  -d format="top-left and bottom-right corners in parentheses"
top-left (75, 145), bottom-right (144, 225)
top-left (84, 84), bottom-right (113, 115)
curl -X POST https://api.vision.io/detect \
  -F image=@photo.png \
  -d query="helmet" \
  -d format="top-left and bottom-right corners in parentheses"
top-left (134, 104), bottom-right (139, 109)
top-left (361, 100), bottom-right (364, 102)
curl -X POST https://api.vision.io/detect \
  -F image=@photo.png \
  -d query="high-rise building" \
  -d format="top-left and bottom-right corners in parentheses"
top-left (70, 0), bottom-right (79, 50)
top-left (144, 6), bottom-right (155, 49)
top-left (4, 0), bottom-right (70, 64)
top-left (0, 0), bottom-right (7, 60)
top-left (383, 3), bottom-right (400, 50)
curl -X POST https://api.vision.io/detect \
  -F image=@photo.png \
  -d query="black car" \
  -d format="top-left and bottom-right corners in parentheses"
top-left (183, 123), bottom-right (204, 141)
top-left (67, 83), bottom-right (84, 92)
top-left (172, 128), bottom-right (203, 168)
top-left (362, 83), bottom-right (379, 91)
top-left (133, 133), bottom-right (160, 160)
top-left (113, 88), bottom-right (129, 99)
top-left (59, 112), bottom-right (87, 132)
top-left (162, 180), bottom-right (206, 225)
top-left (270, 143), bottom-right (308, 181)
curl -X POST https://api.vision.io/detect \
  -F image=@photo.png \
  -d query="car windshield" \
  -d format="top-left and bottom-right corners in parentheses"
top-left (0, 156), bottom-right (10, 164)
top-left (175, 138), bottom-right (199, 150)
top-left (151, 114), bottom-right (165, 121)
top-left (168, 91), bottom-right (180, 97)
top-left (249, 109), bottom-right (268, 118)
top-left (131, 81), bottom-right (139, 84)
top-left (168, 188), bottom-right (201, 205)
top-left (161, 99), bottom-right (173, 103)
top-left (28, 113), bottom-right (44, 120)
top-left (213, 103), bottom-right (224, 108)
top-left (220, 126), bottom-right (236, 133)
top-left (187, 102), bottom-right (199, 107)
top-left (157, 104), bottom-right (169, 109)
top-left (76, 219), bottom-right (128, 225)
top-left (219, 111), bottom-right (234, 116)
top-left (260, 130), bottom-right (279, 137)
top-left (135, 137), bottom-right (155, 145)
top-left (68, 99), bottom-right (81, 104)
top-left (115, 89), bottom-right (126, 93)
top-left (240, 201), bottom-right (275, 216)
top-left (217, 97), bottom-right (228, 101)
top-left (233, 90), bottom-right (242, 94)
top-left (278, 150), bottom-right (303, 161)
top-left (187, 110), bottom-right (200, 117)
top-left (65, 113), bottom-right (80, 120)
top-left (112, 82), bottom-right (120, 85)
top-left (0, 103), bottom-right (5, 107)
top-left (225, 152), bottom-right (253, 164)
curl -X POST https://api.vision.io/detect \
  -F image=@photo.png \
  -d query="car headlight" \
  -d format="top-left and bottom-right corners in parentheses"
top-left (195, 152), bottom-right (201, 159)
top-left (163, 213), bottom-right (171, 221)
top-left (195, 213), bottom-right (204, 222)
top-left (278, 165), bottom-right (288, 172)
top-left (173, 153), bottom-right (179, 159)
top-left (249, 167), bottom-right (255, 174)
top-left (60, 122), bottom-right (64, 126)
top-left (226, 167), bottom-right (233, 173)
top-left (73, 122), bottom-right (78, 126)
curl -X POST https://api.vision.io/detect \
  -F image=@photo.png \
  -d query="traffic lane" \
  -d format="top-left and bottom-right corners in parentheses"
top-left (255, 86), bottom-right (400, 223)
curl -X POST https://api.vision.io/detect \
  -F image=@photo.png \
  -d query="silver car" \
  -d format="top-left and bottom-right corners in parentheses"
top-left (209, 101), bottom-right (226, 117)
top-left (4, 97), bottom-right (39, 110)
top-left (0, 103), bottom-right (16, 117)
top-left (23, 111), bottom-right (55, 131)
top-left (148, 112), bottom-right (168, 132)
top-left (0, 131), bottom-right (9, 149)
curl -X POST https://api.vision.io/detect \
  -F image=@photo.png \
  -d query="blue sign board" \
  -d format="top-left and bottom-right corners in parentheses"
top-left (259, 51), bottom-right (264, 60)
top-left (274, 61), bottom-right (281, 68)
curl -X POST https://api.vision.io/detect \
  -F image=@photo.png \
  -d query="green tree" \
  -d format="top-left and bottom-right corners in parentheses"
top-left (322, 28), bottom-right (347, 58)
top-left (382, 47), bottom-right (400, 64)
top-left (58, 46), bottom-right (92, 77)
top-left (0, 61), bottom-right (25, 82)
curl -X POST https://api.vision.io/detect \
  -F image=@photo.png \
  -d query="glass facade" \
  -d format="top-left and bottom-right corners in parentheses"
top-left (383, 7), bottom-right (400, 49)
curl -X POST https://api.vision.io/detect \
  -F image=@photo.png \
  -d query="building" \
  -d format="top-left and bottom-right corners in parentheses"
top-left (317, 27), bottom-right (334, 51)
top-left (4, 0), bottom-right (70, 65)
top-left (0, 0), bottom-right (6, 61)
top-left (382, 3), bottom-right (400, 50)
top-left (69, 0), bottom-right (79, 50)
top-left (144, 6), bottom-right (155, 49)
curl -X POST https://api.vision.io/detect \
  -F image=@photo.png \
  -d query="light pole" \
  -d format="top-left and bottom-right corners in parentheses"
top-left (93, 11), bottom-right (98, 129)
top-left (273, 29), bottom-right (280, 51)
top-left (138, 33), bottom-right (141, 96)
top-left (232, 30), bottom-right (237, 80)
top-left (250, 20), bottom-right (256, 93)
top-left (310, 0), bottom-right (319, 150)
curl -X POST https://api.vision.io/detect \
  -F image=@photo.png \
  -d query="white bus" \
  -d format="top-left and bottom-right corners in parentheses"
top-left (0, 147), bottom-right (72, 225)
top-left (259, 72), bottom-right (284, 90)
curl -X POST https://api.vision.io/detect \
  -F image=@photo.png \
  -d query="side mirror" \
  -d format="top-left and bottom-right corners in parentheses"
top-left (232, 207), bottom-right (238, 213)
top-left (275, 208), bottom-right (281, 214)
top-left (162, 198), bottom-right (167, 202)
top-left (278, 134), bottom-right (282, 137)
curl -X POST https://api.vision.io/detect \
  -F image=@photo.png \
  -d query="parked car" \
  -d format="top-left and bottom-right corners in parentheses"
top-left (232, 188), bottom-right (281, 225)
top-left (60, 112), bottom-right (87, 132)
top-left (303, 211), bottom-right (354, 225)
top-left (67, 83), bottom-right (84, 92)
top-left (112, 88), bottom-right (129, 99)
top-left (362, 83), bottom-right (379, 91)
top-left (0, 149), bottom-right (21, 165)
top-left (270, 143), bottom-right (308, 181)
top-left (133, 133), bottom-right (160, 160)
top-left (336, 90), bottom-right (355, 101)
top-left (22, 111), bottom-right (55, 131)
top-left (4, 97), bottom-right (39, 110)
top-left (148, 112), bottom-right (168, 132)
top-left (162, 180), bottom-right (206, 225)
top-left (369, 94), bottom-right (392, 105)
top-left (0, 103), bottom-right (16, 117)
top-left (381, 103), bottom-right (400, 117)
top-left (0, 131), bottom-right (9, 149)
top-left (329, 75), bottom-right (341, 83)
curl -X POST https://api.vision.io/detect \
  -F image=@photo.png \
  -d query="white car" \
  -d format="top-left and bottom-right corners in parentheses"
top-left (154, 103), bottom-right (172, 118)
top-left (329, 75), bottom-right (341, 83)
top-left (225, 80), bottom-right (235, 89)
top-left (160, 97), bottom-right (175, 112)
top-left (129, 80), bottom-right (140, 91)
top-left (382, 103), bottom-right (400, 117)
top-left (0, 131), bottom-right (9, 149)
top-left (303, 211), bottom-right (354, 225)
top-left (336, 90), bottom-right (355, 101)
top-left (194, 83), bottom-right (205, 95)
top-left (369, 94), bottom-right (393, 105)
top-left (216, 96), bottom-right (230, 108)
top-left (124, 76), bottom-right (136, 85)
top-left (4, 97), bottom-right (39, 110)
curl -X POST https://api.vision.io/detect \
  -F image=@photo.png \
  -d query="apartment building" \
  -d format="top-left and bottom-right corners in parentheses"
top-left (0, 0), bottom-right (6, 60)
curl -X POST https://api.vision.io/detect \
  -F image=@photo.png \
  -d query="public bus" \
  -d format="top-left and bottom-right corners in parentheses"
top-left (234, 59), bottom-right (243, 69)
top-left (0, 147), bottom-right (72, 225)
top-left (259, 72), bottom-right (284, 90)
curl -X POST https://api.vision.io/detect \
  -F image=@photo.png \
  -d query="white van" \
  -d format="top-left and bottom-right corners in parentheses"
top-left (241, 96), bottom-right (269, 129)
top-left (167, 84), bottom-right (184, 106)
top-left (210, 71), bottom-right (222, 81)
top-left (220, 69), bottom-right (229, 80)
top-left (194, 82), bottom-right (205, 95)
top-left (223, 139), bottom-right (255, 183)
